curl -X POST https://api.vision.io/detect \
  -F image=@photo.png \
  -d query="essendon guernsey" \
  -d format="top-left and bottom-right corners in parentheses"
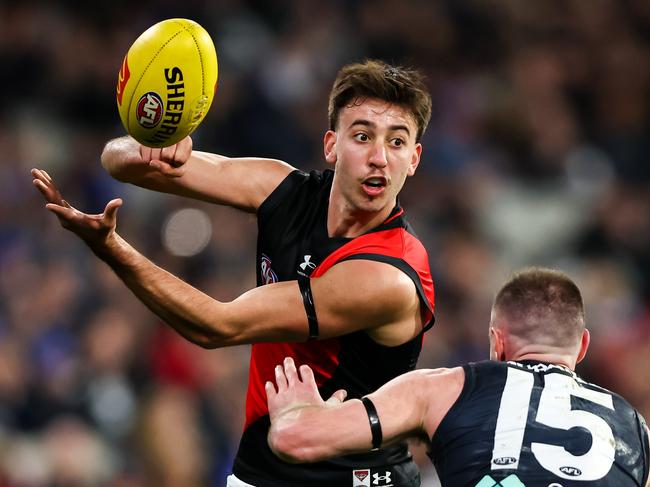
top-left (232, 169), bottom-right (435, 487)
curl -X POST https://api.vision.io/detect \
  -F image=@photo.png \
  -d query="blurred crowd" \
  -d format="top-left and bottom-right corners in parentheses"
top-left (1, 0), bottom-right (649, 485)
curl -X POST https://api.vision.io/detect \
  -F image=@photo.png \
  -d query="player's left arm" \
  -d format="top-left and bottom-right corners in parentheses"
top-left (32, 168), bottom-right (423, 348)
top-left (266, 357), bottom-right (464, 463)
top-left (222, 257), bottom-right (424, 346)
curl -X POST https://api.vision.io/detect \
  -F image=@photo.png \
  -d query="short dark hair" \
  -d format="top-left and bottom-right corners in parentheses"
top-left (328, 59), bottom-right (432, 142)
top-left (492, 267), bottom-right (585, 347)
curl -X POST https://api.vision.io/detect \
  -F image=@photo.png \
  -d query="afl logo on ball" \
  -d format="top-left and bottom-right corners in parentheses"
top-left (136, 92), bottom-right (164, 128)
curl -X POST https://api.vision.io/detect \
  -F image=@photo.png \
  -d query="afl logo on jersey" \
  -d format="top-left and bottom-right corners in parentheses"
top-left (493, 457), bottom-right (517, 466)
top-left (260, 254), bottom-right (278, 284)
top-left (560, 466), bottom-right (582, 477)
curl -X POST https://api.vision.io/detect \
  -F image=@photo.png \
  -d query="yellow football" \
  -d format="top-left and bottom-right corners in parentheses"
top-left (116, 18), bottom-right (218, 147)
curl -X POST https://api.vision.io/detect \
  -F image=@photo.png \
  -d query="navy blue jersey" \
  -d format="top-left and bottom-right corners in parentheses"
top-left (232, 169), bottom-right (435, 487)
top-left (430, 360), bottom-right (649, 486)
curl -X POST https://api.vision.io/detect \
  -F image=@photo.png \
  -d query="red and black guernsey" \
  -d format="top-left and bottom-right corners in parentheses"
top-left (232, 169), bottom-right (435, 487)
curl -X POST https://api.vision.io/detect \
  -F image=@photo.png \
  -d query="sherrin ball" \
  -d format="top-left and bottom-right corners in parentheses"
top-left (116, 18), bottom-right (218, 147)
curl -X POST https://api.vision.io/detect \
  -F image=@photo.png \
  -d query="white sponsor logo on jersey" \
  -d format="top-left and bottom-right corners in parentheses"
top-left (299, 255), bottom-right (316, 271)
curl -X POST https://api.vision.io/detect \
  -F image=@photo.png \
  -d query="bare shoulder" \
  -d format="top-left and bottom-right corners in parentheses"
top-left (379, 367), bottom-right (465, 398)
top-left (411, 367), bottom-right (465, 387)
top-left (425, 367), bottom-right (466, 399)
top-left (416, 367), bottom-right (466, 435)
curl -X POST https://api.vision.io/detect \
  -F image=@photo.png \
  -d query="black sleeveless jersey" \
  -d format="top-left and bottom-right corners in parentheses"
top-left (232, 169), bottom-right (435, 487)
top-left (430, 360), bottom-right (649, 486)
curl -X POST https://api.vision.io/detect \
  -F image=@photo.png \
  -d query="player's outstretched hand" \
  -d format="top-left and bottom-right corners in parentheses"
top-left (266, 357), bottom-right (347, 421)
top-left (31, 168), bottom-right (122, 248)
top-left (140, 135), bottom-right (193, 178)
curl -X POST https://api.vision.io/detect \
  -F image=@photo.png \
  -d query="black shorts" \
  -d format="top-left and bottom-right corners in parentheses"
top-left (233, 459), bottom-right (421, 487)
top-left (350, 460), bottom-right (421, 487)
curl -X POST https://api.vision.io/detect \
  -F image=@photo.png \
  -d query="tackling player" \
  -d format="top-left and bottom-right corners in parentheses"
top-left (267, 267), bottom-right (650, 486)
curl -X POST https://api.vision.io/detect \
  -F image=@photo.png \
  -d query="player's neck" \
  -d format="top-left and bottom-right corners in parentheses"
top-left (512, 352), bottom-right (576, 371)
top-left (326, 198), bottom-right (394, 238)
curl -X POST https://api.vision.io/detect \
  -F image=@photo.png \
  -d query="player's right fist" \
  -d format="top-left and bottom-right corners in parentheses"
top-left (141, 135), bottom-right (193, 178)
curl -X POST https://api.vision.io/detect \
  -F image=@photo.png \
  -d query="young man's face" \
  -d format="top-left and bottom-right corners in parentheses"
top-left (324, 97), bottom-right (422, 215)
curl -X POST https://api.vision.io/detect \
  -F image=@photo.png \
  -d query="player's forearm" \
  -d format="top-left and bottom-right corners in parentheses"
top-left (101, 136), bottom-right (148, 183)
top-left (268, 401), bottom-right (372, 463)
top-left (100, 137), bottom-right (235, 203)
top-left (101, 137), bottom-right (288, 211)
top-left (91, 233), bottom-right (231, 348)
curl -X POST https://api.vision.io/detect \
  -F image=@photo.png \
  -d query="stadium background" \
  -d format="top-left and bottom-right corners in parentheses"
top-left (1, 0), bottom-right (649, 485)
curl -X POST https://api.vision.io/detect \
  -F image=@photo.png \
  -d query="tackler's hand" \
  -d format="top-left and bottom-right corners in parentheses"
top-left (266, 357), bottom-right (348, 421)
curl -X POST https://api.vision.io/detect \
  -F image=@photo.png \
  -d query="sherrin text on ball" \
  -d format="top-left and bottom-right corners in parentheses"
top-left (116, 18), bottom-right (218, 147)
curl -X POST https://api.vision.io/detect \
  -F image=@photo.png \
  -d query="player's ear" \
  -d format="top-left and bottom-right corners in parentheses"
top-left (324, 131), bottom-right (337, 165)
top-left (575, 328), bottom-right (590, 364)
top-left (489, 327), bottom-right (506, 362)
top-left (406, 143), bottom-right (422, 176)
